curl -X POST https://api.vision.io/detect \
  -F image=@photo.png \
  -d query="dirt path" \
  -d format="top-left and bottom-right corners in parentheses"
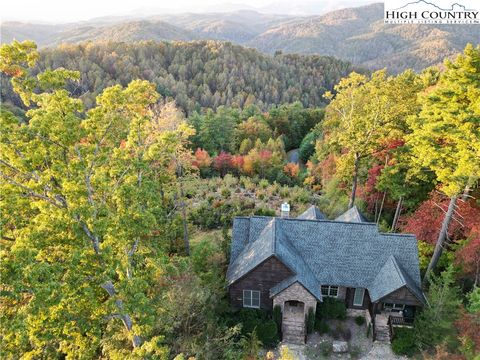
top-left (360, 342), bottom-right (408, 360)
top-left (275, 340), bottom-right (407, 360)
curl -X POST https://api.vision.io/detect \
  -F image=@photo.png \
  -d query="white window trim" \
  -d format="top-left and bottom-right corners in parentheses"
top-left (353, 288), bottom-right (365, 306)
top-left (243, 290), bottom-right (260, 308)
top-left (321, 285), bottom-right (339, 298)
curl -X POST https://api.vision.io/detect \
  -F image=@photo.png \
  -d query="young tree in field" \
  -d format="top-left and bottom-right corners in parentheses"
top-left (407, 44), bottom-right (480, 282)
top-left (0, 41), bottom-right (193, 357)
top-left (323, 70), bottom-right (420, 209)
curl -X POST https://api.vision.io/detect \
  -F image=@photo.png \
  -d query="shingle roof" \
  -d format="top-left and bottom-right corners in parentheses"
top-left (227, 218), bottom-right (276, 284)
top-left (369, 255), bottom-right (426, 304)
top-left (334, 205), bottom-right (369, 222)
top-left (297, 205), bottom-right (326, 220)
top-left (227, 217), bottom-right (321, 300)
top-left (227, 214), bottom-right (425, 305)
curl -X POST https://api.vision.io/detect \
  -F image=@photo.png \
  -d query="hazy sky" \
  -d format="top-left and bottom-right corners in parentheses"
top-left (1, 0), bottom-right (375, 23)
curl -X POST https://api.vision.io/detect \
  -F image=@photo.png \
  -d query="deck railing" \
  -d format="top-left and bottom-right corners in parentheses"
top-left (388, 315), bottom-right (414, 341)
top-left (389, 315), bottom-right (414, 327)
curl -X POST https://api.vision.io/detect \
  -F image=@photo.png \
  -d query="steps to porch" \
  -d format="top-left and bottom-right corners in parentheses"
top-left (374, 314), bottom-right (391, 343)
top-left (282, 317), bottom-right (305, 344)
top-left (282, 302), bottom-right (306, 344)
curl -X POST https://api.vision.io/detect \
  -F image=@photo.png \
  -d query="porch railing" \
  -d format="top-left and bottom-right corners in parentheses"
top-left (388, 315), bottom-right (414, 327)
top-left (388, 315), bottom-right (414, 342)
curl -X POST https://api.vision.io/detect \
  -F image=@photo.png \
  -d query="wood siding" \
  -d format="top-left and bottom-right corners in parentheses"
top-left (345, 288), bottom-right (371, 309)
top-left (229, 256), bottom-right (293, 310)
top-left (379, 286), bottom-right (423, 307)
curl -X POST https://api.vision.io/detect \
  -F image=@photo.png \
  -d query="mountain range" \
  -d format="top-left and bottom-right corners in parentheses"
top-left (1, 3), bottom-right (478, 73)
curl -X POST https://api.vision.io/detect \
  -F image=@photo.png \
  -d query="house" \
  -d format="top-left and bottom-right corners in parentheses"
top-left (226, 205), bottom-right (426, 343)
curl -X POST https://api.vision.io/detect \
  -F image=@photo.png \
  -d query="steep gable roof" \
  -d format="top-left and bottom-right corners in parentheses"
top-left (334, 205), bottom-right (368, 223)
top-left (369, 255), bottom-right (426, 304)
top-left (270, 275), bottom-right (322, 301)
top-left (227, 215), bottom-right (424, 305)
top-left (297, 205), bottom-right (326, 220)
top-left (227, 218), bottom-right (276, 284)
top-left (227, 217), bottom-right (321, 300)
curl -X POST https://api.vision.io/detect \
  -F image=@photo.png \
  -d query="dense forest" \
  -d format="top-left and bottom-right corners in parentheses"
top-left (0, 41), bottom-right (353, 115)
top-left (0, 40), bottom-right (479, 360)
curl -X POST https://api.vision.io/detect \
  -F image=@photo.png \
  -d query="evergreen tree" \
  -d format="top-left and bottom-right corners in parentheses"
top-left (414, 266), bottom-right (462, 351)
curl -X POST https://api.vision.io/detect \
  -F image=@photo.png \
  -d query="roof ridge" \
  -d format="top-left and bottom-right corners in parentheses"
top-left (380, 232), bottom-right (416, 238)
top-left (389, 255), bottom-right (407, 285)
top-left (282, 217), bottom-right (377, 225)
top-left (272, 218), bottom-right (277, 253)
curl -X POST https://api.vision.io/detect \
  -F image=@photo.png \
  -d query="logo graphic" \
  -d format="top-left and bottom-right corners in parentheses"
top-left (384, 0), bottom-right (479, 24)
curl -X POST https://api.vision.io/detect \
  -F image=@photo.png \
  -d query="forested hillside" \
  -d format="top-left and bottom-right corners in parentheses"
top-left (2, 3), bottom-right (477, 73)
top-left (0, 41), bottom-right (353, 114)
top-left (249, 3), bottom-right (479, 73)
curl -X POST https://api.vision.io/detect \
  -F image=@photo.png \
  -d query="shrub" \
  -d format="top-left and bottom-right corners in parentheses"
top-left (319, 341), bottom-right (332, 357)
top-left (314, 319), bottom-right (330, 334)
top-left (240, 329), bottom-right (262, 359)
top-left (391, 327), bottom-right (417, 357)
top-left (355, 316), bottom-right (366, 326)
top-left (341, 327), bottom-right (352, 341)
top-left (234, 309), bottom-right (279, 347)
top-left (220, 187), bottom-right (231, 197)
top-left (236, 308), bottom-right (268, 335)
top-left (259, 179), bottom-right (269, 189)
top-left (257, 320), bottom-right (279, 347)
top-left (306, 308), bottom-right (315, 334)
top-left (330, 324), bottom-right (351, 341)
top-left (317, 297), bottom-right (346, 320)
top-left (254, 207), bottom-right (275, 216)
top-left (273, 305), bottom-right (282, 332)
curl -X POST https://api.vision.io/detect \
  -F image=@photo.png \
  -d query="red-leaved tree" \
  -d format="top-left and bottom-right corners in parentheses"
top-left (213, 151), bottom-right (233, 177)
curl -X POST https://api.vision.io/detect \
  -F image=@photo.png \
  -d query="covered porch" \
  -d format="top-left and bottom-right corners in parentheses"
top-left (271, 281), bottom-right (319, 344)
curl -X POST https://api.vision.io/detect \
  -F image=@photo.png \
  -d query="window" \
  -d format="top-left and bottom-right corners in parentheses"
top-left (243, 290), bottom-right (260, 308)
top-left (353, 288), bottom-right (365, 306)
top-left (384, 303), bottom-right (405, 311)
top-left (321, 285), bottom-right (339, 297)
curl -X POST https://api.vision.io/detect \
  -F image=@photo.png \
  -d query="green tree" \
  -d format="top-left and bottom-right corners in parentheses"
top-left (414, 265), bottom-right (462, 351)
top-left (0, 41), bottom-right (192, 358)
top-left (407, 44), bottom-right (480, 282)
top-left (199, 106), bottom-right (239, 154)
top-left (323, 70), bottom-right (417, 209)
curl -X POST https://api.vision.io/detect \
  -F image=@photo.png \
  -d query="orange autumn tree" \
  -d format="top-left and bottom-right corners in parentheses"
top-left (283, 162), bottom-right (299, 178)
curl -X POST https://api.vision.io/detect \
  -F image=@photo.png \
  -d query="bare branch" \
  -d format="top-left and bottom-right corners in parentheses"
top-left (78, 220), bottom-right (100, 255)
top-left (1, 172), bottom-right (66, 208)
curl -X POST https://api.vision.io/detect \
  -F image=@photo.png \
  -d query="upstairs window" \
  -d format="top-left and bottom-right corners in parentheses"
top-left (243, 290), bottom-right (260, 308)
top-left (321, 285), bottom-right (339, 297)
